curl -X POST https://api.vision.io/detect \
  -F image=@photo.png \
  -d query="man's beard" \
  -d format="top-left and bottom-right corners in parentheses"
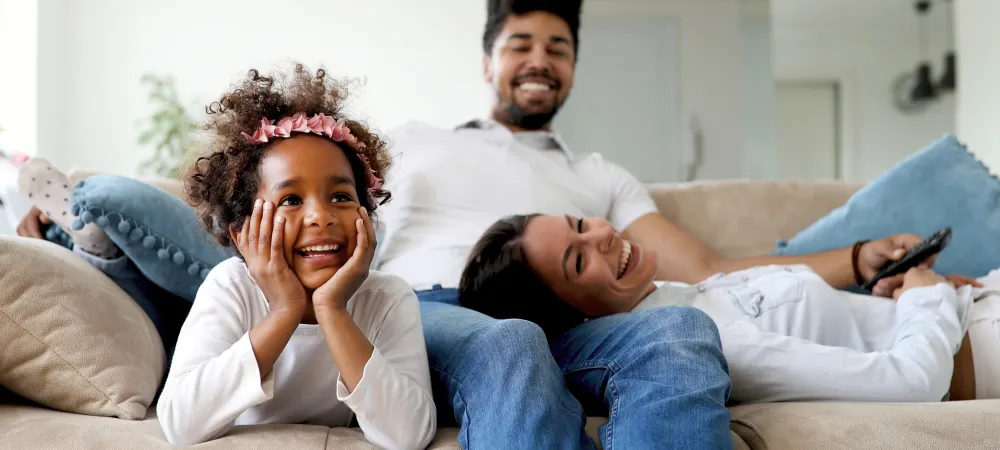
top-left (494, 96), bottom-right (563, 130)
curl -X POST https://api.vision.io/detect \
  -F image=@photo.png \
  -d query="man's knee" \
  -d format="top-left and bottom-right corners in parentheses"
top-left (426, 314), bottom-right (555, 377)
top-left (623, 307), bottom-right (730, 382)
top-left (632, 306), bottom-right (723, 344)
top-left (460, 319), bottom-right (552, 367)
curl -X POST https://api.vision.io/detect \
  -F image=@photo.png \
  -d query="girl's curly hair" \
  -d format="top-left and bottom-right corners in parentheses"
top-left (184, 63), bottom-right (391, 247)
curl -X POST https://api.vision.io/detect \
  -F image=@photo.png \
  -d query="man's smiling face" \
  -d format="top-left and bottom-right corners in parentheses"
top-left (483, 11), bottom-right (576, 131)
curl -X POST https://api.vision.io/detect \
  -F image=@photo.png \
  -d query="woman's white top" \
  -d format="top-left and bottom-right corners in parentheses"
top-left (633, 265), bottom-right (975, 403)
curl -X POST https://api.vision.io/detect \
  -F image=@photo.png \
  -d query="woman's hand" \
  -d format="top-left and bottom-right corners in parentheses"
top-left (313, 207), bottom-right (376, 311)
top-left (234, 199), bottom-right (307, 318)
top-left (944, 274), bottom-right (982, 289)
top-left (892, 267), bottom-right (951, 300)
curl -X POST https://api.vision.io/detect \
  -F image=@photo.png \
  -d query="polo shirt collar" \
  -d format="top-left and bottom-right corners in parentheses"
top-left (456, 118), bottom-right (573, 159)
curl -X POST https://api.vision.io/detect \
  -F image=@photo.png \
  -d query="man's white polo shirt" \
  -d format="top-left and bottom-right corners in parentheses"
top-left (375, 119), bottom-right (658, 291)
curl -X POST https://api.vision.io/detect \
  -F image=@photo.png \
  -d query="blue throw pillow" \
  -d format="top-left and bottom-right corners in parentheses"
top-left (773, 134), bottom-right (1000, 279)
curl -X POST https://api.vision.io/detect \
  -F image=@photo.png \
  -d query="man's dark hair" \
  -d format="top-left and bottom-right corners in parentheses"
top-left (482, 0), bottom-right (583, 55)
top-left (458, 214), bottom-right (588, 340)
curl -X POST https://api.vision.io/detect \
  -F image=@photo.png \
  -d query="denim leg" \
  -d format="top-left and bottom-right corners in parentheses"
top-left (418, 291), bottom-right (597, 450)
top-left (70, 246), bottom-right (191, 359)
top-left (552, 306), bottom-right (733, 450)
top-left (72, 246), bottom-right (161, 331)
top-left (71, 175), bottom-right (234, 302)
top-left (43, 224), bottom-right (73, 250)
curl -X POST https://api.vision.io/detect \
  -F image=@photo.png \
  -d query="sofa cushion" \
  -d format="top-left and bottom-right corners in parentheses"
top-left (729, 400), bottom-right (1000, 449)
top-left (0, 405), bottom-right (753, 450)
top-left (0, 405), bottom-right (463, 450)
top-left (647, 180), bottom-right (862, 259)
top-left (773, 134), bottom-right (1000, 280)
top-left (0, 236), bottom-right (165, 420)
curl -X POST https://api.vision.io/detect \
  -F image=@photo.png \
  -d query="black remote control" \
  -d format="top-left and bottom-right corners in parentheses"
top-left (861, 227), bottom-right (952, 291)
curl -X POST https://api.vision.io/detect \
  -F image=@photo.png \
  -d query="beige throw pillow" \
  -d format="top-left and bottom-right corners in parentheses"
top-left (0, 236), bottom-right (165, 419)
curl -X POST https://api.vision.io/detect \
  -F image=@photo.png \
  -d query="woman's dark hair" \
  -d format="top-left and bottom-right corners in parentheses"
top-left (458, 214), bottom-right (587, 340)
top-left (482, 0), bottom-right (582, 55)
top-left (184, 63), bottom-right (391, 247)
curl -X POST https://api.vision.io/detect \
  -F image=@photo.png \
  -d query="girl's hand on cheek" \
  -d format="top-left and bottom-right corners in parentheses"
top-left (235, 199), bottom-right (307, 318)
top-left (313, 207), bottom-right (377, 311)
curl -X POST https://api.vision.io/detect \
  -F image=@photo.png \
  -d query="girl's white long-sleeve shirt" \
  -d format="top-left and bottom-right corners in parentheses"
top-left (156, 257), bottom-right (436, 449)
top-left (634, 264), bottom-right (975, 404)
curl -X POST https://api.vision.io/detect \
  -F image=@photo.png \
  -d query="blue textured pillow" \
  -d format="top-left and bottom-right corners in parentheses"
top-left (773, 134), bottom-right (1000, 279)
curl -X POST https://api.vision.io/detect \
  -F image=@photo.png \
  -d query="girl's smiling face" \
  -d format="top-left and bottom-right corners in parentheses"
top-left (255, 134), bottom-right (363, 290)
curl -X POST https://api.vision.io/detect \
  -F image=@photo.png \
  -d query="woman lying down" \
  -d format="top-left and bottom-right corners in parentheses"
top-left (457, 214), bottom-right (1000, 404)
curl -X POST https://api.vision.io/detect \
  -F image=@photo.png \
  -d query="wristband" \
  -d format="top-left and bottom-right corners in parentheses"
top-left (852, 240), bottom-right (870, 286)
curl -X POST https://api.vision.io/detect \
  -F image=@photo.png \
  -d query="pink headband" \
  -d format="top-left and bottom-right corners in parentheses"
top-left (241, 112), bottom-right (383, 195)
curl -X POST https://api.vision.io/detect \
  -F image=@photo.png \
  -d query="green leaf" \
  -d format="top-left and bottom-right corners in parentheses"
top-left (137, 73), bottom-right (197, 176)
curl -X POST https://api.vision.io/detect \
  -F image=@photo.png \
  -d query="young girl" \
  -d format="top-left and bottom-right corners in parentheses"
top-left (458, 214), bottom-right (1000, 404)
top-left (154, 65), bottom-right (436, 448)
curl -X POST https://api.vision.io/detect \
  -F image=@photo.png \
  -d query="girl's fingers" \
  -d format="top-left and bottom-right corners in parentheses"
top-left (247, 199), bottom-right (263, 254)
top-left (271, 216), bottom-right (287, 265)
top-left (351, 217), bottom-right (366, 264)
top-left (360, 207), bottom-right (376, 245)
top-left (359, 207), bottom-right (376, 263)
top-left (258, 201), bottom-right (273, 259)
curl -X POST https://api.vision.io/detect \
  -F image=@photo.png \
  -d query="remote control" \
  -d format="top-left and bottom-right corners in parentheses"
top-left (861, 227), bottom-right (952, 292)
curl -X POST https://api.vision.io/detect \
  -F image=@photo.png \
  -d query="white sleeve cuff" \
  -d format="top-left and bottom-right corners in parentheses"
top-left (335, 347), bottom-right (385, 409)
top-left (236, 333), bottom-right (276, 401)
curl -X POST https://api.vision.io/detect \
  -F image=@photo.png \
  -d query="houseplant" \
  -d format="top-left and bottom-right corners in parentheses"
top-left (136, 74), bottom-right (198, 179)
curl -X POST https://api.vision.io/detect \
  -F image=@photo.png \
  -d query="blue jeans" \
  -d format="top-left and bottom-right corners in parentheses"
top-left (67, 245), bottom-right (190, 360)
top-left (418, 287), bottom-right (733, 449)
top-left (43, 175), bottom-right (231, 355)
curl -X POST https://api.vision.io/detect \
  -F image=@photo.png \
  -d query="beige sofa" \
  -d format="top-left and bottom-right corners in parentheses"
top-left (3, 176), bottom-right (1000, 450)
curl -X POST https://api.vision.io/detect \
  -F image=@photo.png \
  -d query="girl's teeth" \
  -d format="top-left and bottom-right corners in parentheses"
top-left (300, 244), bottom-right (340, 252)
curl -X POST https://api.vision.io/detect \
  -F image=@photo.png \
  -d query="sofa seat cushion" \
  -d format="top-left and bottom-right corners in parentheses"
top-left (0, 404), bottom-right (336, 450)
top-left (648, 180), bottom-right (862, 259)
top-left (0, 405), bottom-right (755, 450)
top-left (729, 400), bottom-right (1000, 449)
top-left (0, 404), bottom-right (463, 449)
top-left (584, 417), bottom-right (750, 450)
top-left (0, 236), bottom-right (164, 420)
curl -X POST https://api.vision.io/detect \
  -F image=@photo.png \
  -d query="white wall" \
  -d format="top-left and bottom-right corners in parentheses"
top-left (35, 0), bottom-right (778, 182)
top-left (36, 0), bottom-right (489, 176)
top-left (0, 0), bottom-right (38, 156)
top-left (955, 0), bottom-right (1000, 172)
top-left (583, 0), bottom-right (775, 181)
top-left (773, 3), bottom-right (957, 181)
top-left (741, 0), bottom-right (777, 179)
